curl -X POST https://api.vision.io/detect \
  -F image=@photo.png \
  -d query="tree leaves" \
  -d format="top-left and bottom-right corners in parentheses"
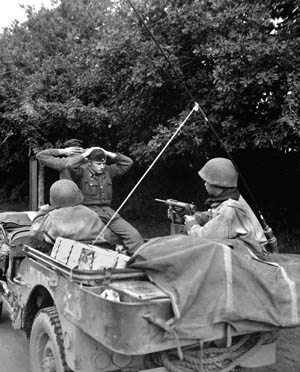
top-left (0, 0), bottom-right (299, 173)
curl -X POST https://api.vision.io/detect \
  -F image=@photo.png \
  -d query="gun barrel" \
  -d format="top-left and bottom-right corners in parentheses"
top-left (155, 198), bottom-right (167, 204)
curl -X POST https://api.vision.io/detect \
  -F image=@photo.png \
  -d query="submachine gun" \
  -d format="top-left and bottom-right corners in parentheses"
top-left (155, 198), bottom-right (196, 235)
top-left (155, 198), bottom-right (278, 252)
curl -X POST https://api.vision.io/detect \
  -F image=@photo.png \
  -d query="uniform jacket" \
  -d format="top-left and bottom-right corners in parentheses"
top-left (66, 153), bottom-right (133, 207)
top-left (30, 204), bottom-right (104, 243)
top-left (187, 195), bottom-right (267, 244)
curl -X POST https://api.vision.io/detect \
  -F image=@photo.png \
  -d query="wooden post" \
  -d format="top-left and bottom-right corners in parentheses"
top-left (38, 163), bottom-right (45, 208)
top-left (29, 158), bottom-right (38, 211)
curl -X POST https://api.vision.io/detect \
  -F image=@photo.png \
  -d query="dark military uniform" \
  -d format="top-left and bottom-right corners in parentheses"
top-left (67, 153), bottom-right (144, 254)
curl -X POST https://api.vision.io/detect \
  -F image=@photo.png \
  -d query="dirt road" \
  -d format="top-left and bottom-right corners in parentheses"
top-left (254, 327), bottom-right (300, 372)
top-left (0, 307), bottom-right (30, 372)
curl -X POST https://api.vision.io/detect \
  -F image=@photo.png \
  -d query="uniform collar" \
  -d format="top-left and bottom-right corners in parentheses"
top-left (87, 165), bottom-right (97, 179)
top-left (87, 165), bottom-right (105, 179)
top-left (205, 187), bottom-right (240, 208)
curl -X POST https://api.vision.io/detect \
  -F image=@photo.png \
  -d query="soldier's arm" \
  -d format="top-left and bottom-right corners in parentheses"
top-left (65, 154), bottom-right (86, 181)
top-left (30, 205), bottom-right (52, 241)
top-left (106, 152), bottom-right (133, 178)
top-left (186, 214), bottom-right (230, 239)
top-left (36, 149), bottom-right (67, 171)
top-left (65, 147), bottom-right (100, 179)
top-left (36, 147), bottom-right (83, 171)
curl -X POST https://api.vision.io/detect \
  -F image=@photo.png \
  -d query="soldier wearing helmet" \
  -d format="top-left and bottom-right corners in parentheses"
top-left (185, 158), bottom-right (267, 245)
top-left (30, 179), bottom-right (110, 245)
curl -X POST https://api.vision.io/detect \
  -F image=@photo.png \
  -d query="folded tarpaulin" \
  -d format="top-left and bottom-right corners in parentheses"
top-left (0, 211), bottom-right (35, 226)
top-left (128, 235), bottom-right (300, 340)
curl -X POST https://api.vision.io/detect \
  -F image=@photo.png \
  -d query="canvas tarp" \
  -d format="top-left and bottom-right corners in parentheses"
top-left (128, 235), bottom-right (300, 340)
top-left (0, 211), bottom-right (35, 226)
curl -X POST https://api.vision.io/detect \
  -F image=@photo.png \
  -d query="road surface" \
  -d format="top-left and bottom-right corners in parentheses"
top-left (0, 305), bottom-right (30, 372)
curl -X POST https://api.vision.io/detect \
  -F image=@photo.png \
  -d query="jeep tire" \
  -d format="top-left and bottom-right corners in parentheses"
top-left (30, 306), bottom-right (72, 372)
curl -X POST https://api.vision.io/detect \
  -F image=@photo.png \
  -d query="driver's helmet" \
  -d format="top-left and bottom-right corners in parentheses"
top-left (50, 179), bottom-right (83, 208)
top-left (198, 158), bottom-right (238, 187)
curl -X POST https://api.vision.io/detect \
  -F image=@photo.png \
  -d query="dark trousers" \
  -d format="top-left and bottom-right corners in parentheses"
top-left (88, 205), bottom-right (144, 254)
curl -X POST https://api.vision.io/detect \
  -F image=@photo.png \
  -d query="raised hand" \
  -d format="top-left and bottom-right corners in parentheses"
top-left (63, 147), bottom-right (84, 156)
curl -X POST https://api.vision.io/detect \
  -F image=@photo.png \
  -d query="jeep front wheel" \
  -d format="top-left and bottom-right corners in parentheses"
top-left (30, 306), bottom-right (72, 372)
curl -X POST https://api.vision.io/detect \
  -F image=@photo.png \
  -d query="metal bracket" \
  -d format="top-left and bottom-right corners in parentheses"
top-left (13, 275), bottom-right (31, 289)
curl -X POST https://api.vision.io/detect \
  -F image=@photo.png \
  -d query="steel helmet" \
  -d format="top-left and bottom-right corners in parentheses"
top-left (198, 158), bottom-right (238, 187)
top-left (50, 179), bottom-right (83, 208)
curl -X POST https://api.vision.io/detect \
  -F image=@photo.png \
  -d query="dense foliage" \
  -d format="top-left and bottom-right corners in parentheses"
top-left (0, 0), bottom-right (299, 174)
